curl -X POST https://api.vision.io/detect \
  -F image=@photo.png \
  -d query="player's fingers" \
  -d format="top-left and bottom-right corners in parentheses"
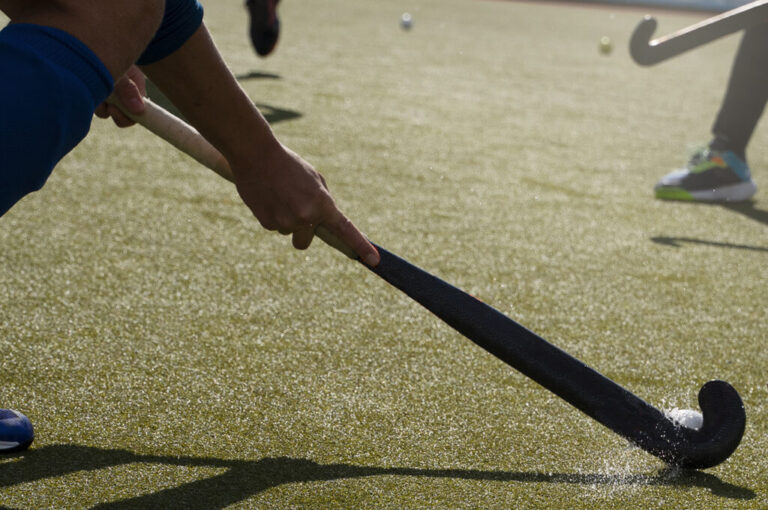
top-left (292, 226), bottom-right (315, 250)
top-left (94, 103), bottom-right (109, 119)
top-left (323, 211), bottom-right (379, 267)
top-left (106, 104), bottom-right (136, 128)
top-left (273, 210), bottom-right (298, 236)
top-left (125, 65), bottom-right (148, 97)
top-left (113, 76), bottom-right (146, 116)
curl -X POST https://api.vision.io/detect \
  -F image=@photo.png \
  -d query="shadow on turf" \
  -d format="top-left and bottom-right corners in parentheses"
top-left (651, 200), bottom-right (768, 252)
top-left (0, 445), bottom-right (755, 506)
top-left (721, 201), bottom-right (768, 227)
top-left (252, 102), bottom-right (302, 124)
top-left (235, 70), bottom-right (281, 81)
top-left (651, 236), bottom-right (768, 253)
top-left (146, 77), bottom-right (301, 126)
top-left (651, 201), bottom-right (768, 252)
top-left (148, 98), bottom-right (301, 126)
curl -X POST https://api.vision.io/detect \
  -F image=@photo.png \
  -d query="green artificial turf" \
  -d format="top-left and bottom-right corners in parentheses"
top-left (2, 1), bottom-right (767, 508)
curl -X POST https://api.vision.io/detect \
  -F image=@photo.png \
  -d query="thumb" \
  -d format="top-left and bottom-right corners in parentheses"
top-left (114, 76), bottom-right (146, 115)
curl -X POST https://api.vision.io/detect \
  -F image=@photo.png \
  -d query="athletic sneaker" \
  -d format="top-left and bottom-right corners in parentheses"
top-left (246, 0), bottom-right (280, 57)
top-left (654, 147), bottom-right (757, 202)
top-left (0, 409), bottom-right (34, 453)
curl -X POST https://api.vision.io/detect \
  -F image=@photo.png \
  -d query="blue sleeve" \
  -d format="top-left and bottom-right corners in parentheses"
top-left (137, 0), bottom-right (204, 65)
top-left (0, 24), bottom-right (113, 217)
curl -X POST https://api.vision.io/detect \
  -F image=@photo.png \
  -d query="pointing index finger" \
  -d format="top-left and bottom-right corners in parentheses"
top-left (316, 217), bottom-right (380, 268)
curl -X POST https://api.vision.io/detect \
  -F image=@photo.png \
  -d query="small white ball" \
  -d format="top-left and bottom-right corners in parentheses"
top-left (599, 35), bottom-right (612, 55)
top-left (667, 408), bottom-right (703, 431)
top-left (401, 13), bottom-right (413, 30)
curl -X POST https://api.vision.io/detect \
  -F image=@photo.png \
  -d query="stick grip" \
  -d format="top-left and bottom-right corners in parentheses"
top-left (106, 95), bottom-right (358, 260)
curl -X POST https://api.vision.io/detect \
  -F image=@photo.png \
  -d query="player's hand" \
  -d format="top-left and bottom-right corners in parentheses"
top-left (231, 144), bottom-right (380, 267)
top-left (95, 65), bottom-right (147, 127)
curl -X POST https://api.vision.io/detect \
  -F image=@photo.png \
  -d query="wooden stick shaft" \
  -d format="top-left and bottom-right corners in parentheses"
top-left (109, 97), bottom-right (233, 182)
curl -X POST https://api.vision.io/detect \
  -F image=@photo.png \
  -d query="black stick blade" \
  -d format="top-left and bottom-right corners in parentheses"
top-left (367, 244), bottom-right (746, 469)
top-left (630, 16), bottom-right (660, 66)
top-left (672, 380), bottom-right (746, 469)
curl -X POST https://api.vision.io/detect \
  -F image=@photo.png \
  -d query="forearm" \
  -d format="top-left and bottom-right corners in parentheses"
top-left (141, 24), bottom-right (282, 172)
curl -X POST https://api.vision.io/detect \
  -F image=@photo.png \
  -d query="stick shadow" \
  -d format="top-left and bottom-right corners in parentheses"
top-left (0, 445), bottom-right (755, 508)
top-left (651, 236), bottom-right (768, 252)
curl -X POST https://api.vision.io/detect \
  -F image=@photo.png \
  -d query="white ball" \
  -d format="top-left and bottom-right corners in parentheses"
top-left (667, 408), bottom-right (703, 431)
top-left (599, 35), bottom-right (612, 55)
top-left (401, 13), bottom-right (413, 30)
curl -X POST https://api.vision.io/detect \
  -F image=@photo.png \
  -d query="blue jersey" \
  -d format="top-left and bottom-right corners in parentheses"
top-left (0, 0), bottom-right (203, 217)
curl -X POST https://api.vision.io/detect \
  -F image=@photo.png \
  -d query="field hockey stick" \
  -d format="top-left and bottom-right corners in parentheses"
top-left (630, 0), bottom-right (768, 66)
top-left (112, 96), bottom-right (746, 469)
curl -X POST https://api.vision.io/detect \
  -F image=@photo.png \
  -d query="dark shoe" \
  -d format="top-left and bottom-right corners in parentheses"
top-left (246, 0), bottom-right (280, 57)
top-left (0, 409), bottom-right (34, 453)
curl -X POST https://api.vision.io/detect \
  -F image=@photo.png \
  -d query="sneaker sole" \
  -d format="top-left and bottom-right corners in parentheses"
top-left (0, 439), bottom-right (32, 453)
top-left (655, 181), bottom-right (757, 202)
